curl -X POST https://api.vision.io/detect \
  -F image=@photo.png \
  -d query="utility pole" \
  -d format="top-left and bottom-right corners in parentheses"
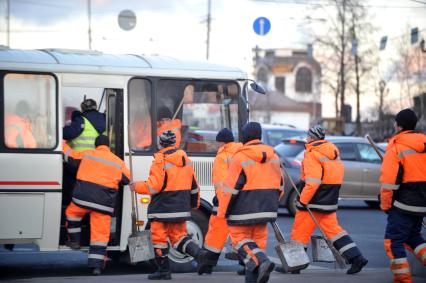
top-left (339, 0), bottom-right (346, 120)
top-left (87, 0), bottom-right (92, 50)
top-left (206, 0), bottom-right (211, 60)
top-left (6, 0), bottom-right (10, 47)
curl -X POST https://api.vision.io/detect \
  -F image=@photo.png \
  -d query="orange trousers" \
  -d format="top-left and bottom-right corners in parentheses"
top-left (204, 215), bottom-right (229, 253)
top-left (151, 221), bottom-right (187, 249)
top-left (228, 224), bottom-right (269, 271)
top-left (65, 202), bottom-right (111, 268)
top-left (65, 202), bottom-right (111, 243)
top-left (290, 210), bottom-right (344, 245)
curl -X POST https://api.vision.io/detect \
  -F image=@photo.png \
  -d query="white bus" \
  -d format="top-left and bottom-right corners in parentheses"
top-left (0, 47), bottom-right (261, 270)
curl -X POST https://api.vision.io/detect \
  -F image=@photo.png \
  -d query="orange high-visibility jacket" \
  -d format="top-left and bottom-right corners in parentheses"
top-left (5, 114), bottom-right (36, 148)
top-left (299, 140), bottom-right (344, 213)
top-left (63, 142), bottom-right (131, 215)
top-left (157, 119), bottom-right (182, 147)
top-left (380, 130), bottom-right (426, 215)
top-left (211, 142), bottom-right (243, 215)
top-left (134, 146), bottom-right (200, 222)
top-left (217, 139), bottom-right (282, 225)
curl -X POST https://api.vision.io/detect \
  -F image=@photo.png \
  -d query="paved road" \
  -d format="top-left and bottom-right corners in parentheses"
top-left (1, 201), bottom-right (425, 282)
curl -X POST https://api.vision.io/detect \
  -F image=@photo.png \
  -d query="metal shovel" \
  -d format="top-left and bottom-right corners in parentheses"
top-left (271, 221), bottom-right (310, 273)
top-left (127, 125), bottom-right (155, 263)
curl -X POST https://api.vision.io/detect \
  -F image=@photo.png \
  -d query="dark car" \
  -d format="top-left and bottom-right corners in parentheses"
top-left (275, 136), bottom-right (385, 216)
top-left (261, 124), bottom-right (307, 147)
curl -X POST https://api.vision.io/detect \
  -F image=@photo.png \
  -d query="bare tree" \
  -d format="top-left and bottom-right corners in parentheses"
top-left (348, 2), bottom-right (377, 135)
top-left (314, 0), bottom-right (377, 135)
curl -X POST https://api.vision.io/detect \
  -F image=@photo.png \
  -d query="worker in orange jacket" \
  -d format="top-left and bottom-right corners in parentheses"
top-left (5, 100), bottom-right (37, 148)
top-left (380, 109), bottom-right (426, 283)
top-left (198, 128), bottom-right (242, 275)
top-left (157, 106), bottom-right (182, 148)
top-left (63, 135), bottom-right (130, 275)
top-left (130, 130), bottom-right (200, 280)
top-left (217, 122), bottom-right (283, 283)
top-left (290, 125), bottom-right (368, 275)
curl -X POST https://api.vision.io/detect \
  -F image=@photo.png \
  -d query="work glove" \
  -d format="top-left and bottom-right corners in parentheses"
top-left (129, 181), bottom-right (136, 192)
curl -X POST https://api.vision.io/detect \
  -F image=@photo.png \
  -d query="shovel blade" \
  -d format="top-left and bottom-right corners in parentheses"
top-left (311, 235), bottom-right (335, 263)
top-left (128, 230), bottom-right (155, 263)
top-left (275, 241), bottom-right (310, 272)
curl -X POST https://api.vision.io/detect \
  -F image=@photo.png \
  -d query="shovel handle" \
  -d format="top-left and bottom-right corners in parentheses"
top-left (270, 221), bottom-right (286, 244)
top-left (128, 125), bottom-right (139, 233)
top-left (366, 135), bottom-right (384, 161)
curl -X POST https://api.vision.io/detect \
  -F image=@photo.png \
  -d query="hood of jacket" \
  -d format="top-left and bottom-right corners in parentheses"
top-left (306, 140), bottom-right (339, 160)
top-left (157, 147), bottom-right (189, 167)
top-left (218, 141), bottom-right (243, 155)
top-left (390, 131), bottom-right (426, 153)
top-left (239, 139), bottom-right (276, 163)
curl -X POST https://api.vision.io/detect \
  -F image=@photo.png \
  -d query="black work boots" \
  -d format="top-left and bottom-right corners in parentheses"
top-left (256, 260), bottom-right (275, 283)
top-left (65, 240), bottom-right (81, 250)
top-left (148, 256), bottom-right (172, 280)
top-left (347, 255), bottom-right (368, 274)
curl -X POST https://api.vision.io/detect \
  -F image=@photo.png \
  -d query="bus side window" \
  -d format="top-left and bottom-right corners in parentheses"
top-left (3, 73), bottom-right (57, 149)
top-left (128, 78), bottom-right (152, 150)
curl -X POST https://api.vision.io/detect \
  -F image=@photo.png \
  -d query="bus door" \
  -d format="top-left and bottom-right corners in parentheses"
top-left (105, 88), bottom-right (124, 246)
top-left (0, 72), bottom-right (61, 250)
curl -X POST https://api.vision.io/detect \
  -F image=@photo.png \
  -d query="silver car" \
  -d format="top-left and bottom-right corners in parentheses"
top-left (275, 136), bottom-right (385, 216)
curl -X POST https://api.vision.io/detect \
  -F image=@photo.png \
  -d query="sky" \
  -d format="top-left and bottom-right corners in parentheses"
top-left (0, 0), bottom-right (425, 118)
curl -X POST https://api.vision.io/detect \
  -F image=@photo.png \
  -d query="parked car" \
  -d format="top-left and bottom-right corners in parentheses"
top-left (275, 136), bottom-right (385, 216)
top-left (261, 124), bottom-right (307, 146)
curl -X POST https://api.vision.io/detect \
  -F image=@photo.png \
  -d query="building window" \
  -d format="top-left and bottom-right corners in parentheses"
top-left (275, 76), bottom-right (285, 94)
top-left (295, 67), bottom-right (312, 93)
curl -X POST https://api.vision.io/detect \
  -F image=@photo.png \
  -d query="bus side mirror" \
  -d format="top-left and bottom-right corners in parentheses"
top-left (250, 82), bottom-right (266, 95)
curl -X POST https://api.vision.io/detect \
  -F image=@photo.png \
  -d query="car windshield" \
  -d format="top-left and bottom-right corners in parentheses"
top-left (264, 129), bottom-right (307, 146)
top-left (274, 141), bottom-right (305, 158)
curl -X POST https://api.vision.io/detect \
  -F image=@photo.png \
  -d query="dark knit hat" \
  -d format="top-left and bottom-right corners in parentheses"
top-left (159, 130), bottom-right (176, 148)
top-left (95, 135), bottom-right (110, 147)
top-left (158, 106), bottom-right (173, 120)
top-left (216, 128), bottom-right (234, 143)
top-left (241, 122), bottom-right (262, 144)
top-left (81, 98), bottom-right (97, 112)
top-left (395, 108), bottom-right (417, 130)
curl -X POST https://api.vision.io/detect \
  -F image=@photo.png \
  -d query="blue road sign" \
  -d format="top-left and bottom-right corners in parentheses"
top-left (253, 17), bottom-right (271, 36)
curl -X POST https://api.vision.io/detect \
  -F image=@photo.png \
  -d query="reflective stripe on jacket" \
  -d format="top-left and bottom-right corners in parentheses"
top-left (299, 140), bottom-right (344, 213)
top-left (217, 139), bottom-right (282, 225)
top-left (211, 142), bottom-right (243, 215)
top-left (63, 142), bottom-right (131, 215)
top-left (380, 131), bottom-right (426, 216)
top-left (68, 117), bottom-right (100, 151)
top-left (134, 147), bottom-right (200, 222)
